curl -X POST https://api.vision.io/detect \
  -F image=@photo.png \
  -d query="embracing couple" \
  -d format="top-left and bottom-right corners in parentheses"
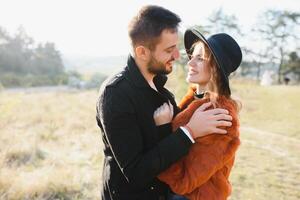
top-left (96, 5), bottom-right (242, 200)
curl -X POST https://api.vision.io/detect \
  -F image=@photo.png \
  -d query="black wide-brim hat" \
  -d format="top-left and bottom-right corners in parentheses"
top-left (184, 28), bottom-right (242, 93)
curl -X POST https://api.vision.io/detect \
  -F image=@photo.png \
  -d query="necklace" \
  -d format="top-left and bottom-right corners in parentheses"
top-left (194, 91), bottom-right (205, 99)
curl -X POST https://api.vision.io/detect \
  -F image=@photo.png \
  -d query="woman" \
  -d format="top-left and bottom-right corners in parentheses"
top-left (153, 28), bottom-right (242, 200)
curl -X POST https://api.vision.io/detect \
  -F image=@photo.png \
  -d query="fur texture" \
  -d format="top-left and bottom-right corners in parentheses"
top-left (158, 87), bottom-right (240, 200)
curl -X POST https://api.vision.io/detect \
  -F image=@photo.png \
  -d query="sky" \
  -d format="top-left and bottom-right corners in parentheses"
top-left (0, 0), bottom-right (299, 57)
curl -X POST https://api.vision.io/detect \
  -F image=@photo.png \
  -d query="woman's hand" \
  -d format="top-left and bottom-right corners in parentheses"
top-left (153, 101), bottom-right (174, 126)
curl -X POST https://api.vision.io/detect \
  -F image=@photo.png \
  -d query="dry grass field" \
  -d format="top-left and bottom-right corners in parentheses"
top-left (0, 71), bottom-right (299, 199)
top-left (0, 91), bottom-right (102, 199)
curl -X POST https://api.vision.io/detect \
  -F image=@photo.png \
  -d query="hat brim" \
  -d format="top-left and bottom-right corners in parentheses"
top-left (184, 29), bottom-right (230, 92)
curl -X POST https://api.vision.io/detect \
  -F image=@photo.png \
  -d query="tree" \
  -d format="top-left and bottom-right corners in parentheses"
top-left (32, 42), bottom-right (64, 76)
top-left (206, 8), bottom-right (243, 38)
top-left (254, 10), bottom-right (300, 83)
top-left (0, 27), bottom-right (10, 45)
top-left (0, 26), bottom-right (66, 87)
top-left (0, 27), bottom-right (11, 74)
top-left (283, 51), bottom-right (300, 82)
top-left (0, 26), bottom-right (34, 75)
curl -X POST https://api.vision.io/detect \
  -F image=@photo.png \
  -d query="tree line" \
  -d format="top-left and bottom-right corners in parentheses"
top-left (0, 26), bottom-right (66, 87)
top-left (1, 8), bottom-right (299, 87)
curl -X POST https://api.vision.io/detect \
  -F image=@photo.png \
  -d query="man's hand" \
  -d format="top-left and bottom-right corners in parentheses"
top-left (186, 102), bottom-right (232, 138)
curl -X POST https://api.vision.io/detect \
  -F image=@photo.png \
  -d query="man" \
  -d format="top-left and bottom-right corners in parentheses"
top-left (96, 5), bottom-right (232, 200)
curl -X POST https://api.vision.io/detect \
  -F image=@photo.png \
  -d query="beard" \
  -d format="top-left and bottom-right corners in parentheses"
top-left (147, 54), bottom-right (174, 75)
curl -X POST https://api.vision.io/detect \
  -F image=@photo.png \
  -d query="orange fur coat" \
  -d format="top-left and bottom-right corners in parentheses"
top-left (158, 88), bottom-right (240, 200)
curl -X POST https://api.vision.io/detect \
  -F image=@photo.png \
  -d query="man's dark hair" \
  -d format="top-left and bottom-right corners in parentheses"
top-left (128, 5), bottom-right (181, 50)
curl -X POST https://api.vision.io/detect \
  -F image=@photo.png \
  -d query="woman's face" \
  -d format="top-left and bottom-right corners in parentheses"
top-left (186, 42), bottom-right (212, 86)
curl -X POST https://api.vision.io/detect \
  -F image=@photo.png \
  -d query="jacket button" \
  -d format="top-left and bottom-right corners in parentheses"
top-left (150, 186), bottom-right (154, 190)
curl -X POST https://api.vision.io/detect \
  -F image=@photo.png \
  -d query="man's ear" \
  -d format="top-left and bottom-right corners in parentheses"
top-left (135, 45), bottom-right (150, 61)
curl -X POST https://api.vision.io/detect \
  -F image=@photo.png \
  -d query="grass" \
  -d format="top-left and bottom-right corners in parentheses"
top-left (229, 80), bottom-right (300, 200)
top-left (0, 72), bottom-right (299, 199)
top-left (232, 80), bottom-right (300, 139)
top-left (0, 91), bottom-right (102, 200)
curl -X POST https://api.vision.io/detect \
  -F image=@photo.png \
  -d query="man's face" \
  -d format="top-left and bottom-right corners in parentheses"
top-left (147, 29), bottom-right (180, 75)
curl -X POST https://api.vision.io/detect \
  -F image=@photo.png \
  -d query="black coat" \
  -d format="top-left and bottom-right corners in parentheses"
top-left (96, 55), bottom-right (192, 200)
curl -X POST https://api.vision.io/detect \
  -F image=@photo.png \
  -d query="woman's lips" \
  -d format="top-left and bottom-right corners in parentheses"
top-left (188, 69), bottom-right (198, 75)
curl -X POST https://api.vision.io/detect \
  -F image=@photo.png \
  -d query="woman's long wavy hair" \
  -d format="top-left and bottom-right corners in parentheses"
top-left (190, 41), bottom-right (241, 112)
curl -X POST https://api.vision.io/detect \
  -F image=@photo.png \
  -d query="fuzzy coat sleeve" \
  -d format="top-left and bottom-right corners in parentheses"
top-left (158, 90), bottom-right (240, 198)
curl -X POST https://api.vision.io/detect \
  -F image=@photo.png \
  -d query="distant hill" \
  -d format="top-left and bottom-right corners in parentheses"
top-left (62, 55), bottom-right (128, 75)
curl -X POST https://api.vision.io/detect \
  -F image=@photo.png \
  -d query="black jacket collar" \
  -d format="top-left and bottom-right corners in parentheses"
top-left (125, 55), bottom-right (168, 90)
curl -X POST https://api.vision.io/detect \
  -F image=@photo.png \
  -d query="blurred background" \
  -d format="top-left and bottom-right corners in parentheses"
top-left (0, 0), bottom-right (299, 199)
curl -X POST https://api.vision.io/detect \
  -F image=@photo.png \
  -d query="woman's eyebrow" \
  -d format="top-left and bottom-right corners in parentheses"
top-left (192, 53), bottom-right (203, 57)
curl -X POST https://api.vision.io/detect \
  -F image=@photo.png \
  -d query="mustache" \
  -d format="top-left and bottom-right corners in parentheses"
top-left (167, 57), bottom-right (175, 63)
